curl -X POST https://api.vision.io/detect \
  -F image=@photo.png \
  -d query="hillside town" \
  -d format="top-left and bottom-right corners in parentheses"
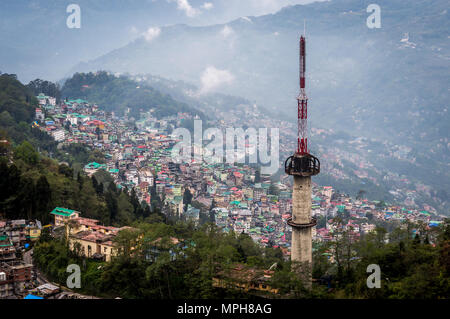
top-left (0, 93), bottom-right (445, 298)
top-left (33, 94), bottom-right (445, 249)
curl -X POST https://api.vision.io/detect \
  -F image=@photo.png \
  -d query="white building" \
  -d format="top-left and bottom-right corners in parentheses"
top-left (139, 169), bottom-right (154, 186)
top-left (35, 108), bottom-right (44, 121)
top-left (51, 129), bottom-right (65, 142)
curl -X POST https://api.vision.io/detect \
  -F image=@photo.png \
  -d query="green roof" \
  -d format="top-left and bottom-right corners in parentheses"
top-left (68, 99), bottom-right (89, 104)
top-left (50, 207), bottom-right (77, 217)
top-left (84, 162), bottom-right (106, 169)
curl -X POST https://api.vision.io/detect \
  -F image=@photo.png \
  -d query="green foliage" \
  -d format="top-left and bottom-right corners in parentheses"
top-left (319, 220), bottom-right (450, 299)
top-left (61, 71), bottom-right (203, 120)
top-left (14, 141), bottom-right (38, 167)
top-left (33, 221), bottom-right (288, 299)
top-left (31, 217), bottom-right (450, 299)
top-left (0, 142), bottom-right (150, 226)
top-left (26, 79), bottom-right (61, 102)
top-left (0, 74), bottom-right (60, 155)
top-left (0, 74), bottom-right (36, 123)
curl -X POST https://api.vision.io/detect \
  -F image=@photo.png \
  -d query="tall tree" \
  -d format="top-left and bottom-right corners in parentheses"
top-left (35, 175), bottom-right (51, 221)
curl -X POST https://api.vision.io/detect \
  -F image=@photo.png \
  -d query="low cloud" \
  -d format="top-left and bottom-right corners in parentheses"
top-left (130, 26), bottom-right (139, 34)
top-left (143, 27), bottom-right (161, 42)
top-left (202, 2), bottom-right (214, 10)
top-left (200, 66), bottom-right (234, 94)
top-left (171, 0), bottom-right (199, 17)
top-left (221, 25), bottom-right (234, 38)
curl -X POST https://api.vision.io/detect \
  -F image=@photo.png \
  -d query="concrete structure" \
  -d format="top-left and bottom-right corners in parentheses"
top-left (50, 207), bottom-right (80, 227)
top-left (286, 155), bottom-right (319, 273)
top-left (284, 34), bottom-right (320, 283)
top-left (51, 129), bottom-right (65, 142)
top-left (0, 235), bottom-right (16, 262)
top-left (291, 176), bottom-right (313, 264)
top-left (0, 261), bottom-right (33, 298)
top-left (50, 208), bottom-right (140, 262)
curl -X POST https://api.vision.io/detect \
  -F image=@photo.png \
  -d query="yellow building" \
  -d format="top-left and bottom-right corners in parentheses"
top-left (65, 216), bottom-right (122, 262)
top-left (27, 228), bottom-right (41, 242)
top-left (51, 208), bottom-right (140, 262)
top-left (50, 207), bottom-right (80, 227)
top-left (69, 231), bottom-right (116, 262)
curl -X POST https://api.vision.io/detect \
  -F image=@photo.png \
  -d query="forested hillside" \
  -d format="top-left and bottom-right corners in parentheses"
top-left (61, 71), bottom-right (204, 119)
top-left (33, 216), bottom-right (450, 299)
top-left (0, 71), bottom-right (449, 299)
top-left (0, 72), bottom-right (161, 226)
top-left (0, 149), bottom-right (162, 226)
top-left (0, 73), bottom-right (58, 154)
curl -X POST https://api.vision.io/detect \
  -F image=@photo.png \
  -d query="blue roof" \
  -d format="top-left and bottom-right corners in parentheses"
top-left (24, 294), bottom-right (44, 299)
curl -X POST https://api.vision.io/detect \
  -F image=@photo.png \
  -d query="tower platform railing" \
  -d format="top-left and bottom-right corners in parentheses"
top-left (285, 152), bottom-right (320, 177)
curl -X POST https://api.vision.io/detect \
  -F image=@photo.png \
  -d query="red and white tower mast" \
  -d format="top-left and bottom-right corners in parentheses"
top-left (297, 35), bottom-right (308, 154)
top-left (285, 32), bottom-right (320, 279)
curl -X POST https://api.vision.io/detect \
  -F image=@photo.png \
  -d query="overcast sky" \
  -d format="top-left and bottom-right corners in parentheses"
top-left (156, 0), bottom-right (327, 25)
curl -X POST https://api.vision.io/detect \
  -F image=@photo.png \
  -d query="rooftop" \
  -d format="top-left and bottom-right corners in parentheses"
top-left (50, 207), bottom-right (78, 217)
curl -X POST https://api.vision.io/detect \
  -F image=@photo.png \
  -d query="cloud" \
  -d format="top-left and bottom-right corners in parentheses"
top-left (200, 66), bottom-right (234, 94)
top-left (129, 26), bottom-right (139, 34)
top-left (171, 0), bottom-right (199, 17)
top-left (221, 25), bottom-right (234, 38)
top-left (227, 0), bottom-right (321, 17)
top-left (201, 2), bottom-right (214, 10)
top-left (143, 27), bottom-right (161, 42)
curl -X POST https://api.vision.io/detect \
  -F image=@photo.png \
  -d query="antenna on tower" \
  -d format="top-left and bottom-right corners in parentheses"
top-left (303, 20), bottom-right (306, 38)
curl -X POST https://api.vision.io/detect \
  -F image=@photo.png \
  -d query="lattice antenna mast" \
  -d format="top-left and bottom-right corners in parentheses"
top-left (297, 33), bottom-right (308, 154)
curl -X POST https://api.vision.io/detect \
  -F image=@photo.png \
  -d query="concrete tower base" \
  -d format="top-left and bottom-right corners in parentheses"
top-left (290, 175), bottom-right (314, 284)
top-left (285, 152), bottom-right (320, 286)
top-left (291, 176), bottom-right (312, 262)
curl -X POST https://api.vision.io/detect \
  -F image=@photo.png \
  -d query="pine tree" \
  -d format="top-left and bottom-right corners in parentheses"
top-left (35, 175), bottom-right (51, 221)
top-left (77, 172), bottom-right (83, 190)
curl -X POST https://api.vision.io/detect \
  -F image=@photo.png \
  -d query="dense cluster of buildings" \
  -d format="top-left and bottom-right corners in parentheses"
top-left (0, 91), bottom-right (446, 298)
top-left (0, 220), bottom-right (41, 298)
top-left (34, 94), bottom-right (445, 259)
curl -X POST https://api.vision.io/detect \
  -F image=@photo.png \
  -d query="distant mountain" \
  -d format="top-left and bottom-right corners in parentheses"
top-left (0, 0), bottom-right (186, 82)
top-left (71, 0), bottom-right (449, 153)
top-left (61, 71), bottom-right (204, 119)
top-left (131, 73), bottom-right (449, 214)
top-left (69, 0), bottom-right (449, 213)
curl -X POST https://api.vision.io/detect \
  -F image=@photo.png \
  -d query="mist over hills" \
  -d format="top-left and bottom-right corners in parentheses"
top-left (0, 0), bottom-right (319, 82)
top-left (1, 0), bottom-right (448, 213)
top-left (126, 72), bottom-right (449, 215)
top-left (61, 71), bottom-right (204, 119)
top-left (67, 0), bottom-right (449, 213)
top-left (71, 0), bottom-right (449, 149)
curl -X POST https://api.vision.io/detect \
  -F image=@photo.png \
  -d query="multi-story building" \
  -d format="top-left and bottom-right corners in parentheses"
top-left (0, 261), bottom-right (33, 298)
top-left (50, 207), bottom-right (80, 227)
top-left (0, 235), bottom-right (16, 262)
top-left (51, 129), bottom-right (65, 142)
